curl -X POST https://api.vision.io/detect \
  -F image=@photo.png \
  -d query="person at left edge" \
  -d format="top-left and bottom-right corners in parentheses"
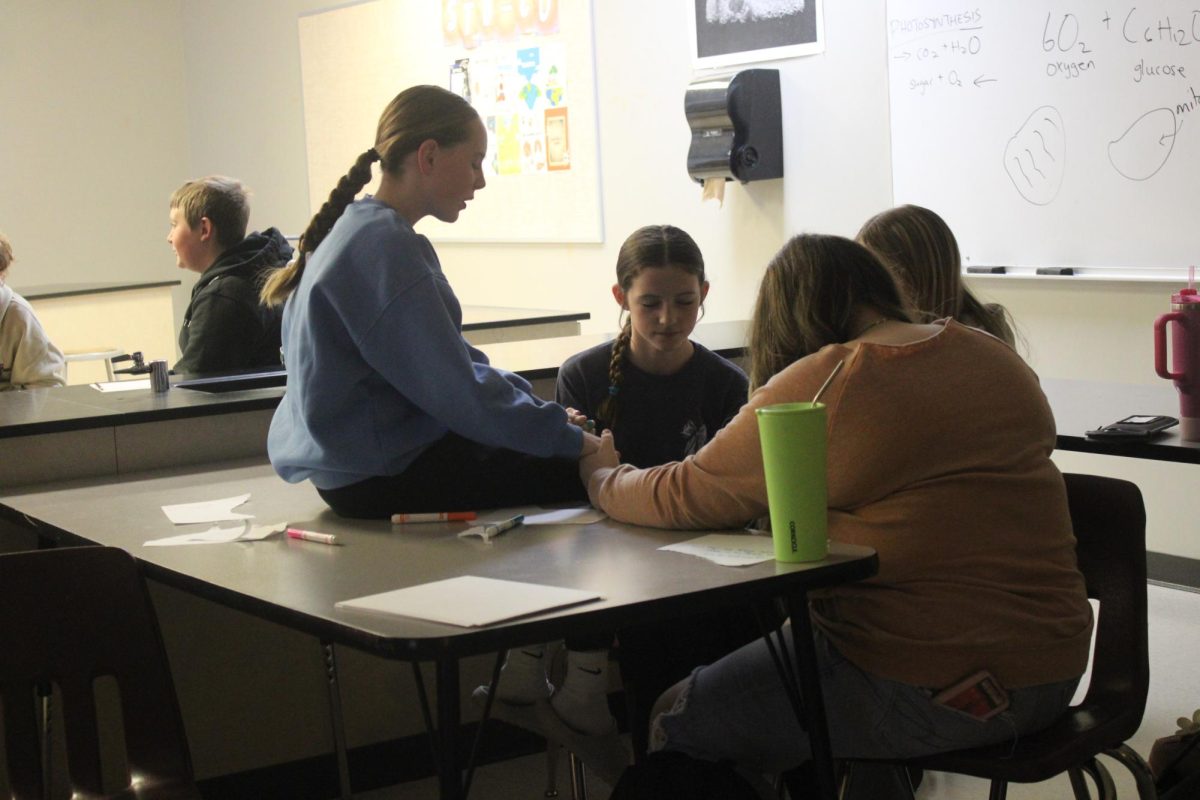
top-left (167, 176), bottom-right (293, 375)
top-left (261, 85), bottom-right (597, 517)
top-left (0, 230), bottom-right (66, 390)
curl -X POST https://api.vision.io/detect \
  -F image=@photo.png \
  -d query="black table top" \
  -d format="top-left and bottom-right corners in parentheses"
top-left (0, 319), bottom-right (742, 440)
top-left (459, 305), bottom-right (589, 330)
top-left (0, 381), bottom-right (283, 439)
top-left (0, 459), bottom-right (877, 661)
top-left (1041, 377), bottom-right (1200, 464)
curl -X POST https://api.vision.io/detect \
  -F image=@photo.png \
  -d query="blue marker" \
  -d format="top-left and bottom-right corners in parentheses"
top-left (482, 514), bottom-right (524, 540)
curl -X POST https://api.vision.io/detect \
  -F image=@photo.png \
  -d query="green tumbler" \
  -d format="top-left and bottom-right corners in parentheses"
top-left (755, 402), bottom-right (828, 562)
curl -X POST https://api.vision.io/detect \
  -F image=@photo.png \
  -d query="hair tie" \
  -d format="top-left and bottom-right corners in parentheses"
top-left (367, 147), bottom-right (381, 162)
top-left (608, 385), bottom-right (620, 397)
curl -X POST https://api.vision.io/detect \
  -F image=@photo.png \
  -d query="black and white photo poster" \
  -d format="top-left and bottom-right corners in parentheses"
top-left (691, 0), bottom-right (824, 68)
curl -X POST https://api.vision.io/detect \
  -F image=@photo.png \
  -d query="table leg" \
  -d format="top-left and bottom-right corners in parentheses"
top-left (785, 591), bottom-right (837, 800)
top-left (321, 641), bottom-right (353, 800)
top-left (436, 656), bottom-right (464, 800)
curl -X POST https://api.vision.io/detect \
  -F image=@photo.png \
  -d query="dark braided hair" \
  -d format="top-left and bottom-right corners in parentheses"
top-left (597, 225), bottom-right (705, 427)
top-left (261, 85), bottom-right (479, 306)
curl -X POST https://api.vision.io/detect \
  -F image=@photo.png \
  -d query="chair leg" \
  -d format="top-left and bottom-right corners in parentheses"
top-left (1069, 758), bottom-right (1117, 800)
top-left (1103, 744), bottom-right (1158, 800)
top-left (322, 641), bottom-right (354, 800)
top-left (544, 742), bottom-right (560, 798)
top-left (568, 751), bottom-right (588, 800)
top-left (987, 779), bottom-right (1009, 800)
top-left (38, 682), bottom-right (53, 800)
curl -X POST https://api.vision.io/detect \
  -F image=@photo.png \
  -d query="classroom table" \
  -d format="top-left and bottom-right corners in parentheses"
top-left (1041, 378), bottom-right (1200, 464)
top-left (459, 305), bottom-right (589, 344)
top-left (0, 459), bottom-right (878, 800)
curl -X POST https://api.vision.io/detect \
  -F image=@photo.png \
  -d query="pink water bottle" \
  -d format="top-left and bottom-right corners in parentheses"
top-left (1154, 270), bottom-right (1200, 441)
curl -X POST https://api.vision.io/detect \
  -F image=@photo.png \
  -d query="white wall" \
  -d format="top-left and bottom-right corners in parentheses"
top-left (4, 0), bottom-right (1181, 386)
top-left (0, 0), bottom-right (190, 306)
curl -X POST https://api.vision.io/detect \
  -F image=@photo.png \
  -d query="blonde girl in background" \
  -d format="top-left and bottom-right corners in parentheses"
top-left (857, 204), bottom-right (1017, 347)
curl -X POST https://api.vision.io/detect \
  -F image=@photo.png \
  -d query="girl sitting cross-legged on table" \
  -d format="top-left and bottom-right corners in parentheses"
top-left (261, 85), bottom-right (598, 515)
top-left (579, 234), bottom-right (1093, 793)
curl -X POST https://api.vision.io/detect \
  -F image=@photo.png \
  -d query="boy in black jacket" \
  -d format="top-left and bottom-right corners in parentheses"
top-left (167, 176), bottom-right (293, 375)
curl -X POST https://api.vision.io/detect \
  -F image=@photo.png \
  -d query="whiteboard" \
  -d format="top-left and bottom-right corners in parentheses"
top-left (886, 1), bottom-right (1200, 279)
top-left (298, 0), bottom-right (603, 243)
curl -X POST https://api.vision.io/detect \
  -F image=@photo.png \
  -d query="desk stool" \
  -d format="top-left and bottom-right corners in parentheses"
top-left (62, 346), bottom-right (123, 383)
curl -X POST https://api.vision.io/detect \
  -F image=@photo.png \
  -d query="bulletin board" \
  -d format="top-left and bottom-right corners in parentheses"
top-left (885, 0), bottom-right (1200, 279)
top-left (298, 0), bottom-right (604, 243)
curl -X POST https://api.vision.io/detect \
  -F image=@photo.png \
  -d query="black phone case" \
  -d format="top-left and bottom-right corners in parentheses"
top-left (1085, 416), bottom-right (1178, 441)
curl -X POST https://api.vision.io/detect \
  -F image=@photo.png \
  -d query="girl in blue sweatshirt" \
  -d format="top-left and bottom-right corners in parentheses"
top-left (261, 85), bottom-right (596, 517)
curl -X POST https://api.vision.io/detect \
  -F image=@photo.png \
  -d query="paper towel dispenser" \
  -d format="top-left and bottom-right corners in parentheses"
top-left (685, 69), bottom-right (783, 184)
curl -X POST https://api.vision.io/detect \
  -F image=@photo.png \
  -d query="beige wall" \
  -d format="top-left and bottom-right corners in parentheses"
top-left (0, 0), bottom-right (190, 326)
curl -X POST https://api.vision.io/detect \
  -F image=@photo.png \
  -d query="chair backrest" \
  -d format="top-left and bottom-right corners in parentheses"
top-left (0, 546), bottom-right (197, 799)
top-left (1062, 472), bottom-right (1149, 738)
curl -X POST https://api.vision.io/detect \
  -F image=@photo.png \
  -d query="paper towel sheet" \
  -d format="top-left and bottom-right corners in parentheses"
top-left (702, 177), bottom-right (725, 206)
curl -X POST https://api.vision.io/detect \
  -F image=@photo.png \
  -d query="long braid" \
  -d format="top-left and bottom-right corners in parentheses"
top-left (598, 320), bottom-right (632, 428)
top-left (260, 148), bottom-right (380, 306)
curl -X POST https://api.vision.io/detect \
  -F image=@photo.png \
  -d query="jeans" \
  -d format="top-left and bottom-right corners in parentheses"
top-left (652, 624), bottom-right (1080, 775)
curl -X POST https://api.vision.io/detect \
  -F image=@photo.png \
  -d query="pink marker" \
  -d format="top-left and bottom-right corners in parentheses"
top-left (287, 528), bottom-right (338, 545)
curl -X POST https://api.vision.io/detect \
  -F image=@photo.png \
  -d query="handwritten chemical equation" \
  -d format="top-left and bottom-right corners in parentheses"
top-left (890, 5), bottom-right (1200, 95)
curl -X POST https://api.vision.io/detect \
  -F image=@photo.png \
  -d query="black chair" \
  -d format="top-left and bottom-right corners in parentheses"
top-left (840, 473), bottom-right (1156, 800)
top-left (0, 546), bottom-right (201, 799)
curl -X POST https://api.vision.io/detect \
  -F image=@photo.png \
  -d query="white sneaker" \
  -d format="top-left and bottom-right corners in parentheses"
top-left (550, 649), bottom-right (617, 736)
top-left (471, 647), bottom-right (553, 733)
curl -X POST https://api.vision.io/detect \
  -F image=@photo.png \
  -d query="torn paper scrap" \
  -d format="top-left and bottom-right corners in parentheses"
top-left (162, 493), bottom-right (252, 525)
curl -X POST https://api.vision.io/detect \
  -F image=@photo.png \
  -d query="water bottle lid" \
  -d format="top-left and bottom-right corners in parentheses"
top-left (1174, 288), bottom-right (1200, 304)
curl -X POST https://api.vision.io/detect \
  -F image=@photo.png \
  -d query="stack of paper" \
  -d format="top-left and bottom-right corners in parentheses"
top-left (335, 575), bottom-right (603, 627)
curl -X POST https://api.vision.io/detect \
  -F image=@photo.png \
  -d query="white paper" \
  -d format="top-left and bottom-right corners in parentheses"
top-left (335, 575), bottom-right (603, 627)
top-left (91, 379), bottom-right (152, 392)
top-left (161, 493), bottom-right (252, 524)
top-left (144, 521), bottom-right (285, 547)
top-left (523, 507), bottom-right (607, 525)
top-left (659, 533), bottom-right (775, 567)
top-left (478, 505), bottom-right (606, 525)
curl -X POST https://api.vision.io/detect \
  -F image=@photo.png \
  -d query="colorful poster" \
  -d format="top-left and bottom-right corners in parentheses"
top-left (451, 41), bottom-right (570, 175)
